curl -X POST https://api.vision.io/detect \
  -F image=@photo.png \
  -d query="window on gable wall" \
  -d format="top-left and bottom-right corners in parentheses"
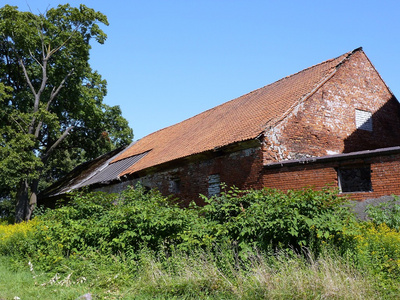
top-left (337, 165), bottom-right (372, 193)
top-left (208, 174), bottom-right (221, 197)
top-left (355, 109), bottom-right (373, 131)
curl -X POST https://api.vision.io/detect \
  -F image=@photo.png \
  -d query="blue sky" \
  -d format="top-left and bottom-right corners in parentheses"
top-left (7, 0), bottom-right (400, 140)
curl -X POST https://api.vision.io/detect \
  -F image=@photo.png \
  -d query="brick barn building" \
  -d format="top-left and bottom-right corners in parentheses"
top-left (39, 48), bottom-right (400, 207)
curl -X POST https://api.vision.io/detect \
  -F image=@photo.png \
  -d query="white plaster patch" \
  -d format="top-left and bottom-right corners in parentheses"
top-left (326, 150), bottom-right (339, 155)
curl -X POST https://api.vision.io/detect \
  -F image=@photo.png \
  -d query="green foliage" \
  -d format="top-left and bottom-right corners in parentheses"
top-left (16, 186), bottom-right (199, 271)
top-left (0, 247), bottom-right (385, 299)
top-left (350, 222), bottom-right (400, 279)
top-left (199, 186), bottom-right (356, 252)
top-left (2, 185), bottom-right (400, 297)
top-left (0, 186), bottom-right (356, 268)
top-left (366, 196), bottom-right (400, 230)
top-left (0, 256), bottom-right (92, 300)
top-left (0, 4), bottom-right (133, 219)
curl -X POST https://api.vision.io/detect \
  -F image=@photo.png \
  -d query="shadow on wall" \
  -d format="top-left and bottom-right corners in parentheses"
top-left (343, 96), bottom-right (400, 153)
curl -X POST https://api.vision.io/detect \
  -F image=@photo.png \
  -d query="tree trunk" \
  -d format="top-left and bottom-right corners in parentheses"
top-left (28, 179), bottom-right (39, 220)
top-left (15, 179), bottom-right (30, 223)
top-left (15, 178), bottom-right (39, 223)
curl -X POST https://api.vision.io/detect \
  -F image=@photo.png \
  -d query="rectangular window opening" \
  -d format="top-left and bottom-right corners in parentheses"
top-left (208, 174), bottom-right (221, 197)
top-left (169, 178), bottom-right (181, 194)
top-left (337, 166), bottom-right (372, 193)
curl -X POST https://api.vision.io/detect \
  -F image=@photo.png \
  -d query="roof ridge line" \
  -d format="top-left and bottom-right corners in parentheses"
top-left (334, 47), bottom-right (362, 70)
top-left (264, 48), bottom-right (362, 129)
top-left (133, 49), bottom-right (359, 143)
top-left (263, 47), bottom-right (361, 90)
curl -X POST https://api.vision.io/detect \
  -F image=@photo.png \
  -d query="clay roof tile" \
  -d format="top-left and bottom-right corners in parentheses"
top-left (113, 49), bottom-right (359, 176)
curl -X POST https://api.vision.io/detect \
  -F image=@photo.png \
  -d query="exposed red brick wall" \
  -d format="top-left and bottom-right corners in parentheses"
top-left (262, 152), bottom-right (400, 201)
top-left (101, 146), bottom-right (265, 205)
top-left (369, 155), bottom-right (400, 199)
top-left (263, 164), bottom-right (338, 191)
top-left (263, 50), bottom-right (400, 164)
top-left (97, 147), bottom-right (400, 204)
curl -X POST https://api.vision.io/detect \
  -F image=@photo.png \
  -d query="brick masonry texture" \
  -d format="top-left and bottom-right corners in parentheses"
top-left (97, 146), bottom-right (264, 205)
top-left (43, 49), bottom-right (400, 206)
top-left (262, 50), bottom-right (400, 164)
top-left (262, 152), bottom-right (400, 201)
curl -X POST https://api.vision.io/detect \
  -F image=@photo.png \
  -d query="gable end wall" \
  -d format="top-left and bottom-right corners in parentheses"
top-left (262, 50), bottom-right (400, 164)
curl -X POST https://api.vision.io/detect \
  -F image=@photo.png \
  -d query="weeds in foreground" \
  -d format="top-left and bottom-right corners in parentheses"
top-left (0, 248), bottom-right (384, 299)
top-left (1, 186), bottom-right (400, 298)
top-left (128, 248), bottom-right (380, 299)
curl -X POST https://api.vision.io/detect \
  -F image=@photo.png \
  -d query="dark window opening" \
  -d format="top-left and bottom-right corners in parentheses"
top-left (208, 174), bottom-right (221, 197)
top-left (169, 178), bottom-right (181, 194)
top-left (338, 166), bottom-right (372, 193)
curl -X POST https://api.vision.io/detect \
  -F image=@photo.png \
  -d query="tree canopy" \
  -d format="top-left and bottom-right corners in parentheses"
top-left (0, 4), bottom-right (133, 221)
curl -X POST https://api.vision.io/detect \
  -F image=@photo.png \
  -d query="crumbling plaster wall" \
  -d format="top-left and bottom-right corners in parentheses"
top-left (262, 50), bottom-right (400, 164)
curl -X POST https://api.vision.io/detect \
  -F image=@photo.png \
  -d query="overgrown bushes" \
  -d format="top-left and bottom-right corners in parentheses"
top-left (4, 186), bottom-right (355, 261)
top-left (199, 186), bottom-right (356, 252)
top-left (1, 186), bottom-right (400, 298)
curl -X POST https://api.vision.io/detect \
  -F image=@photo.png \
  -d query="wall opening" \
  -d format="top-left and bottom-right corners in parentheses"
top-left (208, 174), bottom-right (221, 197)
top-left (337, 165), bottom-right (372, 193)
top-left (169, 178), bottom-right (181, 194)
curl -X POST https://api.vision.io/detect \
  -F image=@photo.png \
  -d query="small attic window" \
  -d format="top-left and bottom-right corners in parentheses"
top-left (355, 109), bottom-right (372, 131)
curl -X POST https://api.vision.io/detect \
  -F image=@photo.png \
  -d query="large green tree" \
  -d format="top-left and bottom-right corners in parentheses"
top-left (0, 4), bottom-right (133, 221)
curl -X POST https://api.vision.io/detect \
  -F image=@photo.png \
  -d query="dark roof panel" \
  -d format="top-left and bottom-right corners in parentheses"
top-left (38, 143), bottom-right (147, 199)
top-left (83, 151), bottom-right (149, 186)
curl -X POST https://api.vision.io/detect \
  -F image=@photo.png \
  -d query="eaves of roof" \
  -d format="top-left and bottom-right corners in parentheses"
top-left (264, 146), bottom-right (400, 169)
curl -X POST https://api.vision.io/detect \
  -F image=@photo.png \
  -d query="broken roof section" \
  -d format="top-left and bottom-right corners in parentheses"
top-left (39, 143), bottom-right (148, 199)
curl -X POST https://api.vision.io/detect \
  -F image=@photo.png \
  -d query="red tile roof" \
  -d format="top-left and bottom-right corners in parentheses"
top-left (113, 49), bottom-right (359, 176)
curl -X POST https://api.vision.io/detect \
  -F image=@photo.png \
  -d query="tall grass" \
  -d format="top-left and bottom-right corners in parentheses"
top-left (108, 247), bottom-right (380, 299)
top-left (0, 248), bottom-right (382, 299)
top-left (1, 186), bottom-right (400, 298)
top-left (0, 256), bottom-right (89, 300)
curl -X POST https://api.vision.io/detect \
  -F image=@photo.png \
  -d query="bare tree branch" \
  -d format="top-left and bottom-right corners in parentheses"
top-left (18, 58), bottom-right (36, 97)
top-left (42, 125), bottom-right (74, 163)
top-left (29, 49), bottom-right (43, 68)
top-left (19, 55), bottom-right (47, 134)
top-left (47, 68), bottom-right (74, 110)
top-left (17, 115), bottom-right (30, 128)
top-left (10, 115), bottom-right (27, 134)
top-left (34, 120), bottom-right (42, 138)
top-left (32, 67), bottom-right (74, 138)
top-left (36, 58), bottom-right (48, 101)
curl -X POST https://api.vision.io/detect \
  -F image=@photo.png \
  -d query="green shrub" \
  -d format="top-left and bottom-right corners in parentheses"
top-left (353, 222), bottom-right (400, 278)
top-left (26, 186), bottom-right (202, 270)
top-left (0, 185), bottom-right (359, 271)
top-left (0, 218), bottom-right (38, 258)
top-left (366, 196), bottom-right (400, 230)
top-left (198, 186), bottom-right (356, 253)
